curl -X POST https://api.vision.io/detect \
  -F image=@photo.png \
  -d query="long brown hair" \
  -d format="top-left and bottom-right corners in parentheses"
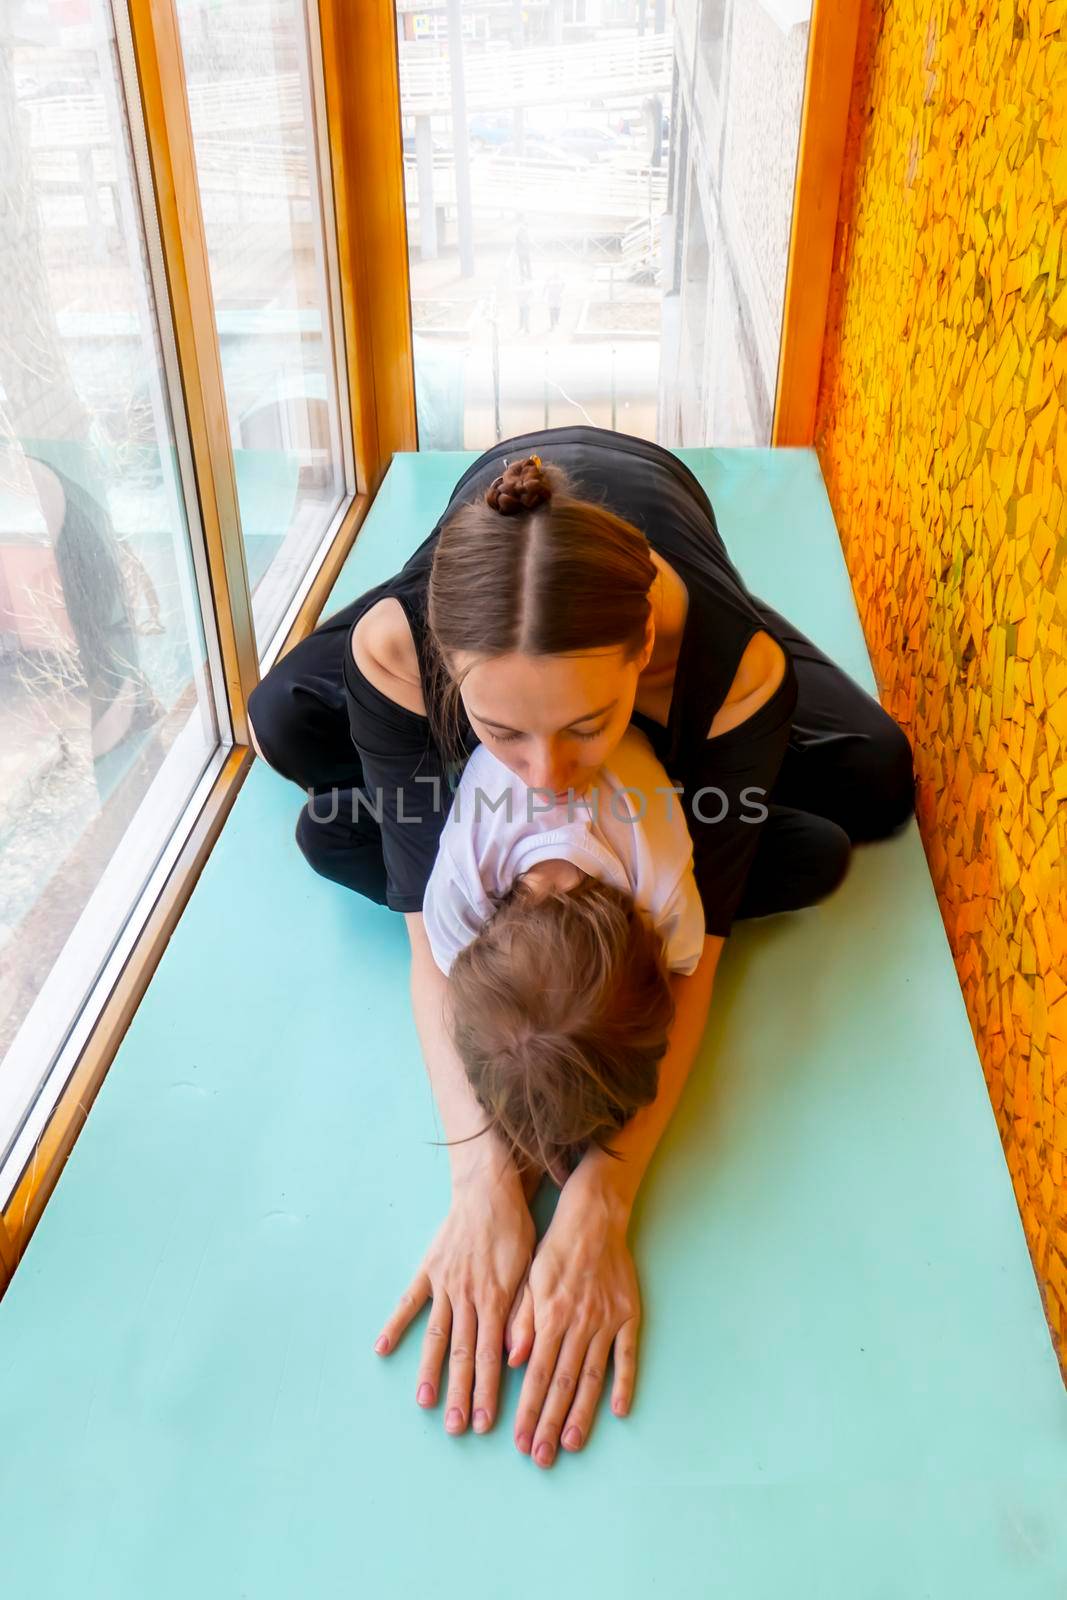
top-left (427, 454), bottom-right (656, 762)
top-left (446, 875), bottom-right (674, 1180)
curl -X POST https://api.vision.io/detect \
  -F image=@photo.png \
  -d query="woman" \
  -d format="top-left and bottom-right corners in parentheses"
top-left (249, 428), bottom-right (914, 1468)
top-left (24, 456), bottom-right (162, 766)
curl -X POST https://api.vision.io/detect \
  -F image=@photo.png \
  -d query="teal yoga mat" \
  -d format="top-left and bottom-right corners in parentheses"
top-left (1, 448), bottom-right (1064, 1597)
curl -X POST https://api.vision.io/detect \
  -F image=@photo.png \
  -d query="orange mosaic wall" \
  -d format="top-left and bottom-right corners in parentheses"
top-left (815, 0), bottom-right (1067, 1362)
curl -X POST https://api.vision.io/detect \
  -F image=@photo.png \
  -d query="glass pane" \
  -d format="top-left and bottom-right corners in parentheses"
top-left (397, 0), bottom-right (811, 449)
top-left (0, 2), bottom-right (221, 1177)
top-left (175, 0), bottom-right (348, 648)
top-left (670, 0), bottom-right (812, 444)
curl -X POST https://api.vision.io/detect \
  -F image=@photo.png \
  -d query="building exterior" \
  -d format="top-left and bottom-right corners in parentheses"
top-left (659, 0), bottom-right (810, 444)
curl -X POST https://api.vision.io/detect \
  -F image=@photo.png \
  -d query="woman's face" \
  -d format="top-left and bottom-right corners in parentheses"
top-left (455, 640), bottom-right (650, 798)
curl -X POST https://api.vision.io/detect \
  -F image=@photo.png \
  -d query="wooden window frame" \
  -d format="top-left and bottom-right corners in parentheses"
top-left (772, 0), bottom-right (862, 446)
top-left (0, 0), bottom-right (415, 1285)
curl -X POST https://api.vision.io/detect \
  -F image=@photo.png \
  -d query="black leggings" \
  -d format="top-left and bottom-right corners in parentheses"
top-left (248, 597), bottom-right (915, 926)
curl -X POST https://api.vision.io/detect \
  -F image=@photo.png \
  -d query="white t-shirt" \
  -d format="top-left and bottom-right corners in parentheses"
top-left (423, 726), bottom-right (706, 976)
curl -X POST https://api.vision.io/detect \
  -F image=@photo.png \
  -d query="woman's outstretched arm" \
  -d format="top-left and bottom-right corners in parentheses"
top-left (577, 932), bottom-right (723, 1202)
top-left (505, 933), bottom-right (723, 1466)
top-left (373, 913), bottom-right (536, 1438)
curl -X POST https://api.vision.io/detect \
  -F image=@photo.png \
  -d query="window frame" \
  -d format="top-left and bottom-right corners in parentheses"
top-left (0, 0), bottom-right (415, 1276)
top-left (0, 0), bottom-right (237, 1222)
top-left (772, 0), bottom-right (862, 445)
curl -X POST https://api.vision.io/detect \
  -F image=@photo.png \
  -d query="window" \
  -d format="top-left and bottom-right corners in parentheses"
top-left (398, 3), bottom-right (672, 448)
top-left (680, 170), bottom-right (711, 430)
top-left (0, 0), bottom-right (370, 1223)
top-left (397, 0), bottom-right (811, 450)
top-left (174, 0), bottom-right (351, 653)
top-left (0, 3), bottom-right (224, 1194)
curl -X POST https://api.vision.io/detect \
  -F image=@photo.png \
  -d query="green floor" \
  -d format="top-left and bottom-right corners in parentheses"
top-left (1, 449), bottom-right (1064, 1597)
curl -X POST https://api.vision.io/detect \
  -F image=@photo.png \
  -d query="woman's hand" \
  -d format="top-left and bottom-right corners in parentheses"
top-left (502, 947), bottom-right (720, 1467)
top-left (375, 1159), bottom-right (535, 1437)
top-left (505, 1155), bottom-right (639, 1467)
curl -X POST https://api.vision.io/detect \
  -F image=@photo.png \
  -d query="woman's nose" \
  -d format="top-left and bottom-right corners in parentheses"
top-left (527, 742), bottom-right (570, 793)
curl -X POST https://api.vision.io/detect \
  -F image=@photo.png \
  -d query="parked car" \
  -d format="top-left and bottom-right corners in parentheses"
top-left (468, 115), bottom-right (513, 148)
top-left (401, 130), bottom-right (447, 158)
top-left (35, 77), bottom-right (86, 99)
top-left (487, 141), bottom-right (591, 170)
top-left (551, 126), bottom-right (622, 160)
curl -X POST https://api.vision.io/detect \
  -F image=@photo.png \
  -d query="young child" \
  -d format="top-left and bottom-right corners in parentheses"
top-left (422, 725), bottom-right (705, 1182)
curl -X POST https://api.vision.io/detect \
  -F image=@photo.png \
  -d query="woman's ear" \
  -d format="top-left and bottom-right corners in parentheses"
top-left (637, 609), bottom-right (656, 672)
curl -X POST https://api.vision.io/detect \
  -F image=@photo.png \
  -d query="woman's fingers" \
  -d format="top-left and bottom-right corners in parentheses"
top-left (375, 1269), bottom-right (431, 1356)
top-left (383, 1267), bottom-right (633, 1448)
top-left (529, 1326), bottom-right (593, 1469)
top-left (518, 1316), bottom-right (635, 1464)
top-left (414, 1291), bottom-right (453, 1410)
top-left (470, 1298), bottom-right (507, 1434)
top-left (441, 1300), bottom-right (478, 1434)
top-left (512, 1318), bottom-right (565, 1458)
top-left (505, 1281), bottom-right (535, 1368)
top-left (560, 1327), bottom-right (614, 1452)
top-left (610, 1315), bottom-right (640, 1417)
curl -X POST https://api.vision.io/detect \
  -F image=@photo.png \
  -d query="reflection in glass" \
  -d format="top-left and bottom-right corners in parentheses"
top-left (0, 1), bottom-right (220, 1172)
top-left (397, 0), bottom-right (810, 450)
top-left (175, 0), bottom-right (347, 647)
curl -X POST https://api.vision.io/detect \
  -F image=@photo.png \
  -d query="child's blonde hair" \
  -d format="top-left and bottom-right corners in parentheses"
top-left (446, 875), bottom-right (675, 1180)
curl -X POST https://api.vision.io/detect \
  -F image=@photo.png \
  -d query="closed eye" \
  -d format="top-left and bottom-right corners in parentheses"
top-left (486, 723), bottom-right (608, 745)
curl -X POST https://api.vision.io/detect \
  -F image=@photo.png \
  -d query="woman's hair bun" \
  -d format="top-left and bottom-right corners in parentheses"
top-left (485, 454), bottom-right (552, 516)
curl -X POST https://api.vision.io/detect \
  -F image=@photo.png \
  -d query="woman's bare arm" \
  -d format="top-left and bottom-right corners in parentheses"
top-left (403, 913), bottom-right (517, 1181)
top-left (506, 934), bottom-right (722, 1465)
top-left (351, 598), bottom-right (426, 714)
top-left (583, 933), bottom-right (723, 1204)
top-left (374, 914), bottom-right (535, 1439)
top-left (352, 603), bottom-right (535, 1436)
top-left (505, 630), bottom-right (786, 1465)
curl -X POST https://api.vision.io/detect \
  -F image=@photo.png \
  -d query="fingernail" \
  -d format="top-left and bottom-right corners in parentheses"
top-left (374, 1336), bottom-right (389, 1354)
top-left (417, 1383), bottom-right (435, 1406)
top-left (473, 1409), bottom-right (490, 1433)
top-left (563, 1425), bottom-right (582, 1450)
top-left (612, 1397), bottom-right (628, 1417)
top-left (515, 1431), bottom-right (532, 1454)
top-left (535, 1440), bottom-right (556, 1467)
top-left (445, 1407), bottom-right (464, 1433)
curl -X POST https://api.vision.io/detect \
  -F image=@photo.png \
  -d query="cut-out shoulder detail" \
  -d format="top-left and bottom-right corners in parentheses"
top-left (351, 597), bottom-right (427, 717)
top-left (707, 631), bottom-right (787, 739)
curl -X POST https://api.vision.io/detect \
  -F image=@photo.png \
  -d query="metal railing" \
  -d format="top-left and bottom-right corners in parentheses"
top-left (398, 33), bottom-right (672, 115)
top-left (405, 152), bottom-right (667, 224)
